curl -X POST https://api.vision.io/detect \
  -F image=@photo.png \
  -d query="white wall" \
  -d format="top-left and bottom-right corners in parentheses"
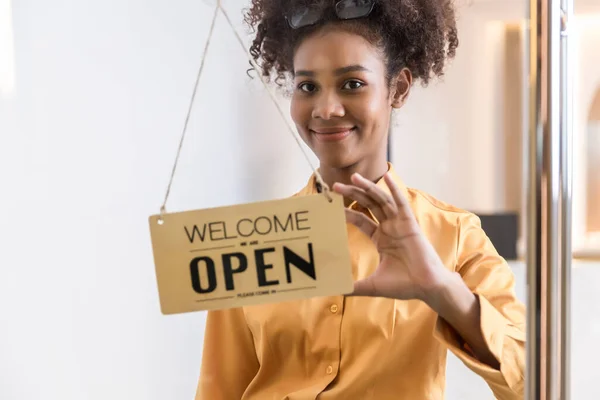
top-left (0, 1), bottom-right (313, 399)
top-left (1, 1), bottom-right (599, 399)
top-left (572, 15), bottom-right (600, 252)
top-left (394, 0), bottom-right (600, 255)
top-left (392, 0), bottom-right (529, 213)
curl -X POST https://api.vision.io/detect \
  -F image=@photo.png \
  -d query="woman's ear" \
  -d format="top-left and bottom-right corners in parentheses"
top-left (391, 68), bottom-right (413, 109)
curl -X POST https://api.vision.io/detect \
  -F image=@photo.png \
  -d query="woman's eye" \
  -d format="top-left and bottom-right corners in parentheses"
top-left (298, 82), bottom-right (317, 93)
top-left (342, 80), bottom-right (364, 90)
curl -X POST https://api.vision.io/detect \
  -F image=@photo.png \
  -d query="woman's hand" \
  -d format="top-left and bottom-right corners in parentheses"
top-left (334, 173), bottom-right (502, 369)
top-left (332, 172), bottom-right (453, 304)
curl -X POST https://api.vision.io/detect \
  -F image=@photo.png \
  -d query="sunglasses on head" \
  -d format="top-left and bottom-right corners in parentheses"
top-left (286, 0), bottom-right (376, 29)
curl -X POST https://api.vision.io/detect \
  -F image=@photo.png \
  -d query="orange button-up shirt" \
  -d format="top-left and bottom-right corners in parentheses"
top-left (196, 164), bottom-right (525, 399)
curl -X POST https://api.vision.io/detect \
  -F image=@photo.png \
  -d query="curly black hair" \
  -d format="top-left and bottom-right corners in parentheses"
top-left (243, 0), bottom-right (459, 87)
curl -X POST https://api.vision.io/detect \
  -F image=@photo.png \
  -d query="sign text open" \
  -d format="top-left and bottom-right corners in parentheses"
top-left (149, 193), bottom-right (353, 314)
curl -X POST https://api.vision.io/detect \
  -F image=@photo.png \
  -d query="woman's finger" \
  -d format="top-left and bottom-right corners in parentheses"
top-left (344, 208), bottom-right (377, 238)
top-left (351, 275), bottom-right (378, 297)
top-left (333, 183), bottom-right (387, 222)
top-left (351, 173), bottom-right (398, 218)
top-left (383, 173), bottom-right (415, 222)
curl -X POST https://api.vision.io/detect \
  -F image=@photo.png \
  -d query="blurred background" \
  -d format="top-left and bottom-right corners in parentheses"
top-left (0, 0), bottom-right (598, 399)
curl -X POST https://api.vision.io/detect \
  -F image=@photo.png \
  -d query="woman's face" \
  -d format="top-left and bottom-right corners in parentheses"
top-left (290, 27), bottom-right (408, 169)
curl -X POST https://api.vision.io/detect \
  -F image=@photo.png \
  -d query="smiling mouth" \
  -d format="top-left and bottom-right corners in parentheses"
top-left (310, 127), bottom-right (356, 142)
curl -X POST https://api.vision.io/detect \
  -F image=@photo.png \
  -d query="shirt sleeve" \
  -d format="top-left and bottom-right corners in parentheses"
top-left (433, 213), bottom-right (526, 399)
top-left (195, 308), bottom-right (260, 400)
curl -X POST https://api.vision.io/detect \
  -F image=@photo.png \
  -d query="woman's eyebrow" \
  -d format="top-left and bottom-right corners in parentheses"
top-left (294, 65), bottom-right (373, 77)
top-left (333, 65), bottom-right (372, 75)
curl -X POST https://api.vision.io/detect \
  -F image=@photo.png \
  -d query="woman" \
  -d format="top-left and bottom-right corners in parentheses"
top-left (197, 0), bottom-right (525, 399)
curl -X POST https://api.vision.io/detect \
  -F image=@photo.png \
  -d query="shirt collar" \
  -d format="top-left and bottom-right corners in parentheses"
top-left (298, 162), bottom-right (409, 221)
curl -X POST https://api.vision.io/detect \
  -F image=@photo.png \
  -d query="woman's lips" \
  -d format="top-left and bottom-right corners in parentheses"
top-left (310, 127), bottom-right (356, 142)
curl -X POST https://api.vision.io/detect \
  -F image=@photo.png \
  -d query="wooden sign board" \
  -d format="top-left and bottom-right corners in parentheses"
top-left (148, 193), bottom-right (354, 314)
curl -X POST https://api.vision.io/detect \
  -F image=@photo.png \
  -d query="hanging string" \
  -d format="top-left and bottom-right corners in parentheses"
top-left (160, 1), bottom-right (331, 219)
top-left (217, 4), bottom-right (331, 198)
top-left (160, 3), bottom-right (220, 219)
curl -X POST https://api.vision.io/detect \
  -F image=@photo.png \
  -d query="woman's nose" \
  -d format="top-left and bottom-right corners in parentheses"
top-left (311, 92), bottom-right (345, 120)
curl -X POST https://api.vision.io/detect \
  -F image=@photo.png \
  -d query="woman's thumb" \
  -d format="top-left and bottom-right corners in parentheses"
top-left (351, 276), bottom-right (378, 297)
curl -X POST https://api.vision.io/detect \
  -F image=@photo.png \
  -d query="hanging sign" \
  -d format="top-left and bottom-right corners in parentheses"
top-left (149, 192), bottom-right (354, 314)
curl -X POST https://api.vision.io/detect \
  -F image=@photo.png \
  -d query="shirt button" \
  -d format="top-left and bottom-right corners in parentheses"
top-left (326, 365), bottom-right (333, 375)
top-left (329, 304), bottom-right (339, 314)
